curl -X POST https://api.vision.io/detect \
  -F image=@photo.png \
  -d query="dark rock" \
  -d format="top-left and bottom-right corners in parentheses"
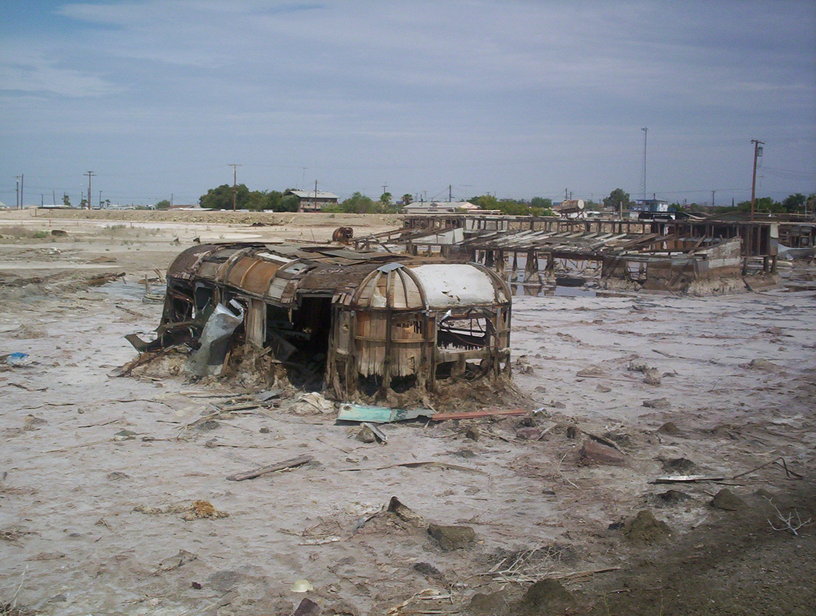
top-left (518, 579), bottom-right (576, 614)
top-left (710, 488), bottom-right (745, 511)
top-left (603, 431), bottom-right (632, 448)
top-left (643, 397), bottom-right (670, 409)
top-left (413, 562), bottom-right (443, 578)
top-left (196, 420), bottom-right (220, 431)
top-left (656, 490), bottom-right (691, 506)
top-left (661, 457), bottom-right (696, 473)
top-left (596, 384), bottom-right (612, 393)
top-left (465, 426), bottom-right (481, 441)
top-left (469, 591), bottom-right (511, 615)
top-left (743, 358), bottom-right (780, 372)
top-left (516, 427), bottom-right (544, 440)
top-left (106, 471), bottom-right (130, 481)
top-left (191, 581), bottom-right (202, 590)
top-left (427, 523), bottom-right (476, 551)
top-left (517, 416), bottom-right (537, 427)
top-left (579, 439), bottom-right (625, 466)
top-left (293, 598), bottom-right (321, 616)
top-left (355, 426), bottom-right (377, 443)
top-left (565, 425), bottom-right (578, 439)
top-left (657, 421), bottom-right (681, 435)
top-left (643, 368), bottom-right (662, 386)
top-left (259, 426), bottom-right (270, 434)
top-left (624, 510), bottom-right (670, 544)
top-left (453, 449), bottom-right (476, 459)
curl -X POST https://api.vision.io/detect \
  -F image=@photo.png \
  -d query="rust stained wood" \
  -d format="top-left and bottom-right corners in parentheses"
top-left (430, 409), bottom-right (528, 421)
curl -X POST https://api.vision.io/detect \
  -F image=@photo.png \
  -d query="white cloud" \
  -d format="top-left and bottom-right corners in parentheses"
top-left (0, 48), bottom-right (120, 97)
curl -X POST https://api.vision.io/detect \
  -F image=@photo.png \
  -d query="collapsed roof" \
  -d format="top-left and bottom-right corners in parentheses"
top-left (137, 243), bottom-right (513, 403)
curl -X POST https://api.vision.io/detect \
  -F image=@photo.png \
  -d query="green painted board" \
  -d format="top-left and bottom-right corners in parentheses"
top-left (336, 403), bottom-right (432, 423)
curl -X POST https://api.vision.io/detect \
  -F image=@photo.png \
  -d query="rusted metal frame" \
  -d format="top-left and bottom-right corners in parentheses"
top-left (379, 271), bottom-right (396, 396)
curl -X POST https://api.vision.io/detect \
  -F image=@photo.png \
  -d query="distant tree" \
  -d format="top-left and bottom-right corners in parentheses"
top-left (199, 184), bottom-right (250, 210)
top-left (62, 194), bottom-right (71, 206)
top-left (401, 193), bottom-right (413, 205)
top-left (380, 192), bottom-right (392, 206)
top-left (245, 190), bottom-right (268, 211)
top-left (470, 194), bottom-right (499, 210)
top-left (603, 188), bottom-right (631, 209)
top-left (80, 198), bottom-right (88, 208)
top-left (277, 194), bottom-right (300, 212)
top-left (341, 192), bottom-right (378, 213)
top-left (155, 199), bottom-right (172, 210)
top-left (259, 190), bottom-right (281, 211)
top-left (782, 193), bottom-right (806, 213)
top-left (735, 197), bottom-right (783, 213)
top-left (530, 197), bottom-right (552, 209)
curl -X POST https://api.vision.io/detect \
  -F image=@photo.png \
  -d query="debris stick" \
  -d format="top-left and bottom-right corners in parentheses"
top-left (226, 454), bottom-right (313, 481)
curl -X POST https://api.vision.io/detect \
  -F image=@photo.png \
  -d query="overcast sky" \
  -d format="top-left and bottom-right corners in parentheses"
top-left (1, 0), bottom-right (814, 206)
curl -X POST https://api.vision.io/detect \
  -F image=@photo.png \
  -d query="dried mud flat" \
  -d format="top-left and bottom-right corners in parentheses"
top-left (0, 210), bottom-right (815, 615)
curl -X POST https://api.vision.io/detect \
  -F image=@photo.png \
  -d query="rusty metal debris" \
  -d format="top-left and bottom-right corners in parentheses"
top-left (129, 242), bottom-right (512, 404)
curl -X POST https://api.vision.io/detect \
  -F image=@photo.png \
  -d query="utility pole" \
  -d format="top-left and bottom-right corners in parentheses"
top-left (564, 188), bottom-right (568, 202)
top-left (448, 184), bottom-right (453, 202)
top-left (15, 177), bottom-right (20, 209)
top-left (98, 190), bottom-right (102, 208)
top-left (20, 174), bottom-right (24, 208)
top-left (641, 127), bottom-right (648, 200)
top-left (382, 182), bottom-right (388, 197)
top-left (52, 190), bottom-right (56, 205)
top-left (711, 190), bottom-right (716, 207)
top-left (170, 193), bottom-right (174, 207)
top-left (314, 179), bottom-right (319, 210)
top-left (84, 171), bottom-right (94, 210)
top-left (750, 139), bottom-right (764, 221)
top-left (228, 163), bottom-right (241, 211)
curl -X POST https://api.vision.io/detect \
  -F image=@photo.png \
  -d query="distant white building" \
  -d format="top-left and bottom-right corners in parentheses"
top-left (402, 201), bottom-right (480, 214)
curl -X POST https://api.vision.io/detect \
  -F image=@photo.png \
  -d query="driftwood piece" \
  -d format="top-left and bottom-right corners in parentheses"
top-left (430, 409), bottom-right (527, 421)
top-left (226, 454), bottom-right (313, 481)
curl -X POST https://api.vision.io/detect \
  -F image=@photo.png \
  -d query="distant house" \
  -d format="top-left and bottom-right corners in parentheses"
top-left (402, 201), bottom-right (481, 214)
top-left (631, 199), bottom-right (673, 220)
top-left (285, 189), bottom-right (339, 212)
top-left (632, 198), bottom-right (670, 213)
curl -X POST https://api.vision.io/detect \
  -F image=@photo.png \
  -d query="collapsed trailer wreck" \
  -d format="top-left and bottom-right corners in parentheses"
top-left (130, 243), bottom-right (513, 403)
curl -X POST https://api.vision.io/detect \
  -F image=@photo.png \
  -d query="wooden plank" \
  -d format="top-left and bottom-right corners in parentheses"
top-left (430, 409), bottom-right (528, 421)
top-left (226, 454), bottom-right (313, 481)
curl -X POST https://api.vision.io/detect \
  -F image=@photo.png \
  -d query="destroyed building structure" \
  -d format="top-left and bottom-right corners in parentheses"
top-left (354, 214), bottom-right (808, 294)
top-left (136, 243), bottom-right (512, 401)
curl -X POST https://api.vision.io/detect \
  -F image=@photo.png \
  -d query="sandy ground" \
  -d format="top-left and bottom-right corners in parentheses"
top-left (0, 209), bottom-right (814, 615)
